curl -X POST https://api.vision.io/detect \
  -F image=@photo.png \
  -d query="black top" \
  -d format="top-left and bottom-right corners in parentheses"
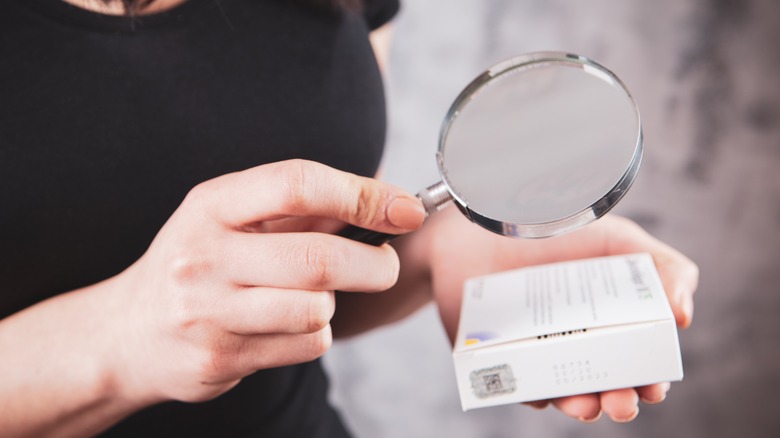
top-left (0, 0), bottom-right (399, 435)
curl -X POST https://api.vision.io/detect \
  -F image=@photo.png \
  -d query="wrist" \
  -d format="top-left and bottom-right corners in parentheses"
top-left (70, 274), bottom-right (159, 419)
top-left (0, 272), bottom-right (155, 436)
top-left (94, 266), bottom-right (169, 410)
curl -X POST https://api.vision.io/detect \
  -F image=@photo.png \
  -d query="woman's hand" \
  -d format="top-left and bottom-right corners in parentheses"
top-left (428, 209), bottom-right (698, 423)
top-left (112, 159), bottom-right (426, 404)
top-left (0, 159), bottom-right (426, 436)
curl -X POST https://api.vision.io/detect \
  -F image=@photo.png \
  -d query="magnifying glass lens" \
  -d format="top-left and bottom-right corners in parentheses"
top-left (442, 59), bottom-right (641, 228)
top-left (340, 53), bottom-right (642, 245)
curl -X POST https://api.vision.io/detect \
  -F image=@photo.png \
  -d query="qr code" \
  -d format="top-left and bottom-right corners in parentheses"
top-left (470, 364), bottom-right (516, 399)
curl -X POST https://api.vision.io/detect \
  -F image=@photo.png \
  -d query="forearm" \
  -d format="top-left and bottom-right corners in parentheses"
top-left (0, 277), bottom-right (148, 437)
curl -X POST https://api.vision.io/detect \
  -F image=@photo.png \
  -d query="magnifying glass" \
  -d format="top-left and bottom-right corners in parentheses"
top-left (342, 51), bottom-right (642, 245)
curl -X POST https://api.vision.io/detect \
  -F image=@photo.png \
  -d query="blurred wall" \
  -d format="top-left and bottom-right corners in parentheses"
top-left (323, 0), bottom-right (780, 436)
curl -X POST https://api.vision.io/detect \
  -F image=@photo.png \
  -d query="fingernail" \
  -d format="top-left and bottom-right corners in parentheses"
top-left (387, 197), bottom-right (426, 230)
top-left (526, 401), bottom-right (549, 410)
top-left (578, 410), bottom-right (602, 423)
top-left (640, 382), bottom-right (671, 404)
top-left (612, 407), bottom-right (639, 423)
top-left (640, 393), bottom-right (666, 404)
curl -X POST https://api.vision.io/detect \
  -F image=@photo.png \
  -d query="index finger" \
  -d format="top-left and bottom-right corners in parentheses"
top-left (193, 159), bottom-right (426, 234)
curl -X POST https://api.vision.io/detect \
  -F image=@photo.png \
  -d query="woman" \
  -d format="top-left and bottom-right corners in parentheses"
top-left (0, 0), bottom-right (698, 436)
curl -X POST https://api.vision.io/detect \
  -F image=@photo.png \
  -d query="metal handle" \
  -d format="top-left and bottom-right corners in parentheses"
top-left (337, 181), bottom-right (452, 246)
top-left (336, 225), bottom-right (397, 246)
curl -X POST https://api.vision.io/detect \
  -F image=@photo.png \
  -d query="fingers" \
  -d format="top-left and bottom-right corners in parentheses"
top-left (552, 394), bottom-right (601, 422)
top-left (636, 382), bottom-right (670, 404)
top-left (240, 325), bottom-right (333, 370)
top-left (600, 388), bottom-right (640, 422)
top-left (195, 159), bottom-right (426, 233)
top-left (551, 389), bottom-right (638, 423)
top-left (222, 288), bottom-right (335, 335)
top-left (219, 232), bottom-right (401, 292)
top-left (204, 325), bottom-right (334, 384)
top-left (546, 383), bottom-right (671, 423)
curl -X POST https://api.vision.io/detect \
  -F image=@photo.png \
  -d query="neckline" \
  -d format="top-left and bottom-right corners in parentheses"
top-left (21, 0), bottom-right (212, 32)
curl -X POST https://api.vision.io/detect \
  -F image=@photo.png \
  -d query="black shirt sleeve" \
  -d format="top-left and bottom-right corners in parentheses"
top-left (362, 0), bottom-right (400, 30)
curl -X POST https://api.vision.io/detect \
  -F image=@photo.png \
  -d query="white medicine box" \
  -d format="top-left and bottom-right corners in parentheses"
top-left (453, 253), bottom-right (683, 411)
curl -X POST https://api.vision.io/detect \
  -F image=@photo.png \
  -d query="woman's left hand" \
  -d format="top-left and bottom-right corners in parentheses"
top-left (427, 209), bottom-right (698, 423)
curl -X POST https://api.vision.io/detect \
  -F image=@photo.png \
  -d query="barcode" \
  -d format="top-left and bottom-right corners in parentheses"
top-left (470, 364), bottom-right (517, 399)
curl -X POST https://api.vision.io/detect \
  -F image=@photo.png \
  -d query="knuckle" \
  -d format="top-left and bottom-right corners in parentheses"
top-left (278, 159), bottom-right (314, 211)
top-left (166, 250), bottom-right (211, 286)
top-left (348, 178), bottom-right (383, 226)
top-left (305, 292), bottom-right (335, 333)
top-left (183, 181), bottom-right (213, 210)
top-left (179, 181), bottom-right (219, 224)
top-left (168, 292), bottom-right (204, 337)
top-left (169, 297), bottom-right (197, 331)
top-left (163, 253), bottom-right (214, 331)
top-left (202, 342), bottom-right (238, 382)
top-left (306, 325), bottom-right (333, 359)
top-left (303, 240), bottom-right (337, 289)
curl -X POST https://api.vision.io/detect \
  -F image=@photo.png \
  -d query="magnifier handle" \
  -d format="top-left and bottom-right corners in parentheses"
top-left (336, 225), bottom-right (397, 246)
top-left (337, 181), bottom-right (452, 246)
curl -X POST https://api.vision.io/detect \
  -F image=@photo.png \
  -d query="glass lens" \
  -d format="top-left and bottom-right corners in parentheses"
top-left (440, 57), bottom-right (640, 226)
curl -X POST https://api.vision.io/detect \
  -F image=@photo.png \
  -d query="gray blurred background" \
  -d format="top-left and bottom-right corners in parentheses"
top-left (323, 0), bottom-right (780, 436)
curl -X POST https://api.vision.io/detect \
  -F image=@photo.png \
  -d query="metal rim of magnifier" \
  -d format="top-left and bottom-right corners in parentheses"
top-left (434, 51), bottom-right (644, 239)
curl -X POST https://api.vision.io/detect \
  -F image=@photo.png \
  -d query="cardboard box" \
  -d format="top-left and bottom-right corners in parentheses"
top-left (453, 253), bottom-right (683, 411)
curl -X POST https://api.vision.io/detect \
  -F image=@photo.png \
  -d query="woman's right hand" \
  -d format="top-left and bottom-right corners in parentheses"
top-left (109, 159), bottom-right (425, 405)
